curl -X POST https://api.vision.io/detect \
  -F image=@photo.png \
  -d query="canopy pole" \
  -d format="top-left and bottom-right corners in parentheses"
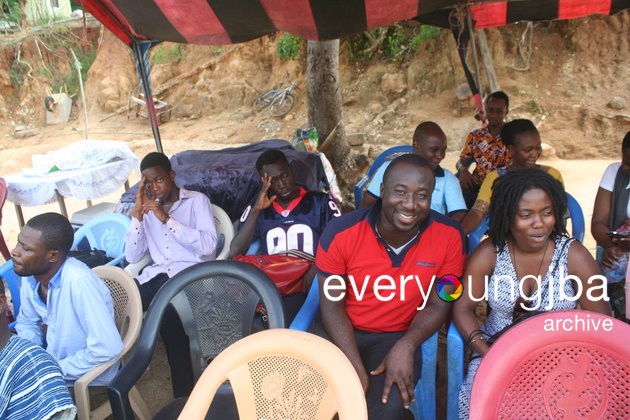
top-left (466, 5), bottom-right (484, 112)
top-left (132, 40), bottom-right (163, 153)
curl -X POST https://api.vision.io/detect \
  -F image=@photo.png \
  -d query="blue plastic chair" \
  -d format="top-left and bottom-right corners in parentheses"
top-left (1, 260), bottom-right (23, 330)
top-left (354, 145), bottom-right (413, 208)
top-left (566, 192), bottom-right (584, 242)
top-left (448, 192), bottom-right (587, 419)
top-left (290, 276), bottom-right (439, 420)
top-left (71, 213), bottom-right (131, 267)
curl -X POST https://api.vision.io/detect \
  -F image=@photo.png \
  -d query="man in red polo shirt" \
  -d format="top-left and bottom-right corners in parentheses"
top-left (317, 154), bottom-right (465, 419)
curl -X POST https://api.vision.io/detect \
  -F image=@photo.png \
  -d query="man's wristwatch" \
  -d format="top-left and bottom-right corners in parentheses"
top-left (456, 160), bottom-right (467, 171)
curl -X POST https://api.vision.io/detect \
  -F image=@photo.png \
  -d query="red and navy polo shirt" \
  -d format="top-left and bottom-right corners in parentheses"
top-left (316, 200), bottom-right (465, 333)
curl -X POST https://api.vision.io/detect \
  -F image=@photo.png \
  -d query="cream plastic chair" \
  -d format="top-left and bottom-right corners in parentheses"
top-left (124, 203), bottom-right (233, 278)
top-left (179, 329), bottom-right (368, 419)
top-left (74, 266), bottom-right (150, 420)
top-left (212, 203), bottom-right (234, 260)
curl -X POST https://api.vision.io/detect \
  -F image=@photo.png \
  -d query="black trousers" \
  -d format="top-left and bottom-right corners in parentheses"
top-left (137, 273), bottom-right (195, 398)
top-left (311, 324), bottom-right (418, 420)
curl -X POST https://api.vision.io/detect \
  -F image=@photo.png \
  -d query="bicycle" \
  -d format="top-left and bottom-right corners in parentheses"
top-left (253, 81), bottom-right (298, 117)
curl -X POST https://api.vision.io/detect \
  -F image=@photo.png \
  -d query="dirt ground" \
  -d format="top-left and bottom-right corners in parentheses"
top-left (0, 11), bottom-right (628, 416)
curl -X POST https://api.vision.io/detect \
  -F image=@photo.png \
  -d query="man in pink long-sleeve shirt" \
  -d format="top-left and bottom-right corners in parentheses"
top-left (125, 151), bottom-right (217, 397)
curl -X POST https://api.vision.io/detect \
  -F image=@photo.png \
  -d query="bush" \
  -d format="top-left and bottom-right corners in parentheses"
top-left (1, 0), bottom-right (22, 25)
top-left (52, 48), bottom-right (97, 98)
top-left (276, 33), bottom-right (303, 61)
top-left (349, 23), bottom-right (440, 60)
top-left (153, 44), bottom-right (184, 64)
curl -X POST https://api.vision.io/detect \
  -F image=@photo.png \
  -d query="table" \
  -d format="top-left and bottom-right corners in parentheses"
top-left (6, 140), bottom-right (138, 227)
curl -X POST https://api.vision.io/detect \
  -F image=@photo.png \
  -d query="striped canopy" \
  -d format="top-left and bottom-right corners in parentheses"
top-left (83, 0), bottom-right (630, 47)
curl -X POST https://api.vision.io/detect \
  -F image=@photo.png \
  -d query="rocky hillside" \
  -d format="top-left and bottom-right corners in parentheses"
top-left (1, 12), bottom-right (629, 163)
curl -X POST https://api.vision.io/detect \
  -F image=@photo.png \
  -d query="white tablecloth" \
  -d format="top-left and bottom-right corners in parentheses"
top-left (6, 140), bottom-right (139, 206)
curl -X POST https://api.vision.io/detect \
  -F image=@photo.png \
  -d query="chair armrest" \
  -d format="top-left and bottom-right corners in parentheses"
top-left (124, 253), bottom-right (153, 278)
top-left (74, 356), bottom-right (122, 420)
top-left (289, 277), bottom-right (320, 331)
top-left (106, 255), bottom-right (126, 267)
top-left (446, 322), bottom-right (465, 420)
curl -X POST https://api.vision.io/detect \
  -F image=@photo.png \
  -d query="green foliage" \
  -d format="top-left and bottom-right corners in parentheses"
top-left (350, 23), bottom-right (440, 60)
top-left (153, 44), bottom-right (184, 64)
top-left (211, 46), bottom-right (223, 55)
top-left (414, 25), bottom-right (439, 44)
top-left (9, 61), bottom-right (26, 87)
top-left (383, 24), bottom-right (405, 57)
top-left (1, 0), bottom-right (22, 25)
top-left (276, 33), bottom-right (303, 61)
top-left (52, 48), bottom-right (97, 98)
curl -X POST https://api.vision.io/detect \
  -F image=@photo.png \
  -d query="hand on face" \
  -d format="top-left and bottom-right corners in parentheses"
top-left (255, 173), bottom-right (277, 211)
top-left (132, 176), bottom-right (148, 220)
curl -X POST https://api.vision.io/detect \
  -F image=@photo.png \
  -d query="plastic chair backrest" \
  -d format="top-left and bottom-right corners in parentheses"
top-left (566, 192), bottom-right (585, 242)
top-left (354, 145), bottom-right (413, 207)
top-left (72, 213), bottom-right (131, 266)
top-left (469, 310), bottom-right (630, 419)
top-left (1, 260), bottom-right (22, 329)
top-left (467, 216), bottom-right (489, 255)
top-left (179, 329), bottom-right (368, 420)
top-left (211, 204), bottom-right (234, 260)
top-left (74, 266), bottom-right (149, 420)
top-left (289, 276), bottom-right (439, 420)
top-left (108, 260), bottom-right (285, 419)
top-left (0, 178), bottom-right (11, 261)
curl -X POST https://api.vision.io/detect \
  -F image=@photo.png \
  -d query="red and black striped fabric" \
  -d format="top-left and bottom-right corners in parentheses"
top-left (82, 0), bottom-right (630, 47)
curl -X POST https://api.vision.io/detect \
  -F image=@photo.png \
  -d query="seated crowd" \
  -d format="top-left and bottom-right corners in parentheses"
top-left (1, 96), bottom-right (627, 419)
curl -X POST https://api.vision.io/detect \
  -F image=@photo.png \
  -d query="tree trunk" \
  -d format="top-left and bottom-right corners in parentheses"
top-left (307, 40), bottom-right (349, 168)
top-left (307, 39), bottom-right (369, 209)
top-left (20, 0), bottom-right (28, 29)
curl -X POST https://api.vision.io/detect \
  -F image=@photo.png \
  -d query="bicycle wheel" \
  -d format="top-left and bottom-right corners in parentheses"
top-left (253, 90), bottom-right (275, 112)
top-left (269, 92), bottom-right (296, 117)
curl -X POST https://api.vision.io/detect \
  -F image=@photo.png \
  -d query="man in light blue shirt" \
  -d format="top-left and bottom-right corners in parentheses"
top-left (361, 121), bottom-right (466, 222)
top-left (13, 213), bottom-right (122, 387)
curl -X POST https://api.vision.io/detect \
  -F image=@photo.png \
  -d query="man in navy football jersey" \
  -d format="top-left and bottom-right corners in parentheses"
top-left (229, 149), bottom-right (341, 318)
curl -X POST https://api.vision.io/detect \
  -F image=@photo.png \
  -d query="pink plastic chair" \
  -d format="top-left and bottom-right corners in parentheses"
top-left (469, 310), bottom-right (630, 419)
top-left (0, 178), bottom-right (11, 261)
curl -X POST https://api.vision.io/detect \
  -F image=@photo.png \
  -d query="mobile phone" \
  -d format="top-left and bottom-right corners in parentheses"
top-left (609, 230), bottom-right (630, 239)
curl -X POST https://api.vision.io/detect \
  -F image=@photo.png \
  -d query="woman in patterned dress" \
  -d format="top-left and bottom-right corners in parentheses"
top-left (454, 168), bottom-right (611, 419)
